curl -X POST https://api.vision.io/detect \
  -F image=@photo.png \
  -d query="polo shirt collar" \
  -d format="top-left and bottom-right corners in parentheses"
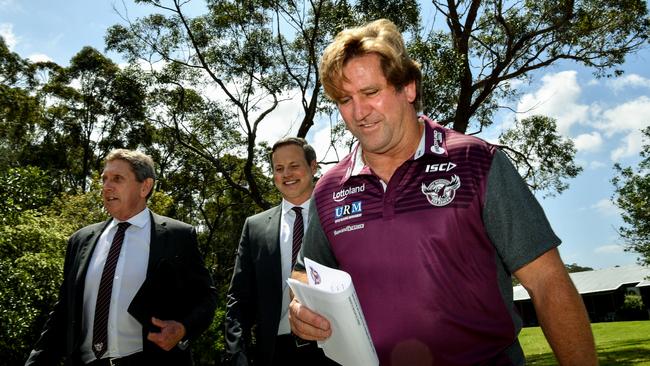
top-left (414, 115), bottom-right (449, 159)
top-left (341, 115), bottom-right (449, 184)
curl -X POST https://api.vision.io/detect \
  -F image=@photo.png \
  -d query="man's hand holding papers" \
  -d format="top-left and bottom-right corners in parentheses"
top-left (288, 258), bottom-right (378, 366)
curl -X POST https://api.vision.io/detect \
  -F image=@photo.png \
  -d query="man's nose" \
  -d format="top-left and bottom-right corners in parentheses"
top-left (282, 169), bottom-right (293, 178)
top-left (353, 98), bottom-right (371, 122)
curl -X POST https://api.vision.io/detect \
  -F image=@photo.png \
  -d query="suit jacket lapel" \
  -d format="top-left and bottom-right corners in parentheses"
top-left (264, 206), bottom-right (284, 314)
top-left (147, 211), bottom-right (167, 278)
top-left (75, 220), bottom-right (111, 288)
top-left (126, 211), bottom-right (167, 330)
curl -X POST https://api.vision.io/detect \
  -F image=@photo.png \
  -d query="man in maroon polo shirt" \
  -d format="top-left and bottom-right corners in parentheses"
top-left (288, 19), bottom-right (597, 366)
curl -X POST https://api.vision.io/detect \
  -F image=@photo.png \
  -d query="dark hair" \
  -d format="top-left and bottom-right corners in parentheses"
top-left (319, 18), bottom-right (422, 111)
top-left (270, 137), bottom-right (317, 165)
top-left (104, 149), bottom-right (156, 199)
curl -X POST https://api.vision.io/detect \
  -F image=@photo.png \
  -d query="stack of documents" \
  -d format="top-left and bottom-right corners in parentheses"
top-left (287, 258), bottom-right (379, 366)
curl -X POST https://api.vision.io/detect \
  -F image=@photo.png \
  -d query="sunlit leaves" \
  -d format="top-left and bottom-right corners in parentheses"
top-left (499, 115), bottom-right (582, 196)
top-left (612, 127), bottom-right (650, 265)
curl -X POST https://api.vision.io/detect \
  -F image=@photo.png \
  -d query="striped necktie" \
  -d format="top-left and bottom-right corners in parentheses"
top-left (92, 221), bottom-right (131, 359)
top-left (291, 207), bottom-right (304, 267)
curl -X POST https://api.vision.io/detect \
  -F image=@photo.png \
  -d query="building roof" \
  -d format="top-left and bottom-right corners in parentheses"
top-left (638, 279), bottom-right (650, 287)
top-left (513, 264), bottom-right (650, 301)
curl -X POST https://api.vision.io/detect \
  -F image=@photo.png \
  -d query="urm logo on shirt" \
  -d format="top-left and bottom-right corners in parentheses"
top-left (334, 201), bottom-right (362, 222)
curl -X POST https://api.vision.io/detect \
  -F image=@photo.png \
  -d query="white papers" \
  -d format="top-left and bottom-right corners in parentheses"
top-left (287, 258), bottom-right (379, 366)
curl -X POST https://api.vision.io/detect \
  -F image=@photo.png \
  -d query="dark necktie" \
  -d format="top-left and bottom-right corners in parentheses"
top-left (92, 221), bottom-right (131, 359)
top-left (291, 206), bottom-right (304, 267)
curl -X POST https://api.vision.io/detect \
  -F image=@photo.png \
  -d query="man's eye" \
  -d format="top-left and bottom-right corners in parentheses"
top-left (338, 97), bottom-right (351, 105)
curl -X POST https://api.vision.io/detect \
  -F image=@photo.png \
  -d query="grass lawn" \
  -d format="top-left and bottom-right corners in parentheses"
top-left (519, 320), bottom-right (650, 365)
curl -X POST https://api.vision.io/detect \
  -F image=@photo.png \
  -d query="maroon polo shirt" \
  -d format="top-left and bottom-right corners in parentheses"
top-left (298, 117), bottom-right (560, 366)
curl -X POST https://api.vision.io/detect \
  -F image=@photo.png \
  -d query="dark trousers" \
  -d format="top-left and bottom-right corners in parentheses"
top-left (272, 334), bottom-right (340, 366)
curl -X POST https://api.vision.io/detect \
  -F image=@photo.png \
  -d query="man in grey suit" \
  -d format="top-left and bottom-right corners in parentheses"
top-left (26, 149), bottom-right (217, 366)
top-left (225, 138), bottom-right (337, 365)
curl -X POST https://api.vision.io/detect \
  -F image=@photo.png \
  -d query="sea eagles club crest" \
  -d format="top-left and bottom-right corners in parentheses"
top-left (421, 175), bottom-right (461, 206)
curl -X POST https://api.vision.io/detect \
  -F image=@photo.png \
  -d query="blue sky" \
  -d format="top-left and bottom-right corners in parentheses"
top-left (2, 0), bottom-right (649, 269)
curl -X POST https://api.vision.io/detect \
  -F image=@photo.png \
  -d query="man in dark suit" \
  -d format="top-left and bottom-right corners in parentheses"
top-left (225, 138), bottom-right (337, 365)
top-left (26, 149), bottom-right (218, 366)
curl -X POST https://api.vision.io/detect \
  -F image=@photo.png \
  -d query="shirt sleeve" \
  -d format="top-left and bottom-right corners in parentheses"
top-left (294, 196), bottom-right (339, 271)
top-left (482, 149), bottom-right (561, 273)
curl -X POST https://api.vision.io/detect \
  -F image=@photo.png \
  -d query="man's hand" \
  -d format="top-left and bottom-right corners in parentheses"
top-left (147, 317), bottom-right (187, 351)
top-left (288, 297), bottom-right (332, 341)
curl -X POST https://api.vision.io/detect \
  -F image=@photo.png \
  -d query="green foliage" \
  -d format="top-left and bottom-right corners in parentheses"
top-left (409, 31), bottom-right (464, 119)
top-left (0, 166), bottom-right (55, 224)
top-left (612, 127), bottom-right (650, 266)
top-left (0, 37), bottom-right (45, 172)
top-left (193, 306), bottom-right (227, 365)
top-left (36, 46), bottom-right (148, 193)
top-left (0, 210), bottom-right (71, 364)
top-left (499, 115), bottom-right (583, 196)
top-left (565, 263), bottom-right (593, 273)
top-left (622, 293), bottom-right (645, 311)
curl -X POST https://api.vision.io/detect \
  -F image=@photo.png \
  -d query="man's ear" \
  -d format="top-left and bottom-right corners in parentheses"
top-left (310, 160), bottom-right (318, 175)
top-left (141, 178), bottom-right (154, 198)
top-left (404, 80), bottom-right (417, 104)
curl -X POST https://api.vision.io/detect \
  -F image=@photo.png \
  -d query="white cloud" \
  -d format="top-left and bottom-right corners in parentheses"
top-left (599, 96), bottom-right (650, 136)
top-left (610, 128), bottom-right (646, 161)
top-left (588, 160), bottom-right (607, 170)
top-left (132, 58), bottom-right (167, 73)
top-left (27, 53), bottom-right (52, 63)
top-left (573, 131), bottom-right (602, 153)
top-left (517, 71), bottom-right (589, 136)
top-left (0, 23), bottom-right (18, 49)
top-left (586, 79), bottom-right (600, 87)
top-left (607, 74), bottom-right (650, 92)
top-left (594, 244), bottom-right (625, 254)
top-left (255, 91), bottom-right (305, 145)
top-left (310, 119), bottom-right (345, 175)
top-left (590, 198), bottom-right (621, 216)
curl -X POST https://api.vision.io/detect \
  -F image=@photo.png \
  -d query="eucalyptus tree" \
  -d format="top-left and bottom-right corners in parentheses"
top-left (411, 0), bottom-right (649, 194)
top-left (40, 46), bottom-right (147, 192)
top-left (0, 36), bottom-right (43, 171)
top-left (108, 0), bottom-right (649, 202)
top-left (418, 0), bottom-right (649, 133)
top-left (106, 0), bottom-right (420, 210)
top-left (498, 115), bottom-right (582, 196)
top-left (612, 126), bottom-right (650, 266)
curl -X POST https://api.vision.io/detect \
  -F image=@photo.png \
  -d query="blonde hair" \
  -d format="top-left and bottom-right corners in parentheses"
top-left (319, 19), bottom-right (422, 111)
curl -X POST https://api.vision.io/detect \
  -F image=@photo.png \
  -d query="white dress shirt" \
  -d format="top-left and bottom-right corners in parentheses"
top-left (277, 199), bottom-right (310, 335)
top-left (80, 208), bottom-right (151, 362)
